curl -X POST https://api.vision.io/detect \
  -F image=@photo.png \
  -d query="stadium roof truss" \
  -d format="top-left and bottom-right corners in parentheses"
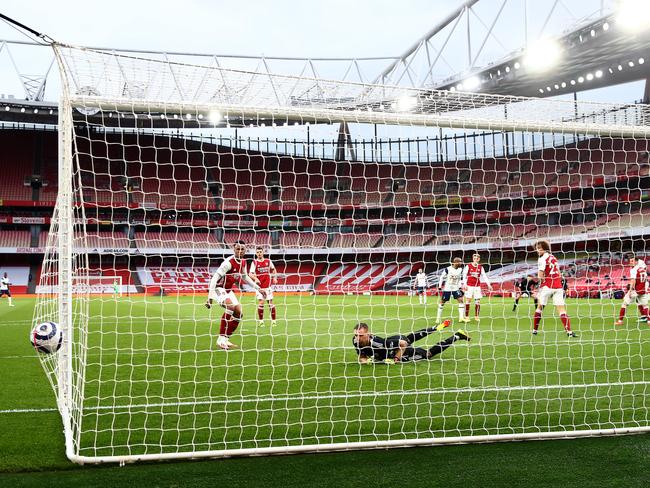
top-left (0, 0), bottom-right (648, 127)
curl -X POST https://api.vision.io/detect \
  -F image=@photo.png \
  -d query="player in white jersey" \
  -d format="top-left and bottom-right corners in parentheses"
top-left (0, 272), bottom-right (14, 306)
top-left (436, 257), bottom-right (466, 323)
top-left (413, 268), bottom-right (428, 304)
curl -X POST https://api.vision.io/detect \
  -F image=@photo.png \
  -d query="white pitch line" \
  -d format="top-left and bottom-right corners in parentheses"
top-left (3, 380), bottom-right (649, 415)
top-left (2, 336), bottom-right (649, 360)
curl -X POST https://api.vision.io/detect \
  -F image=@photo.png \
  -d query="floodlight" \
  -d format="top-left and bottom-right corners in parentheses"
top-left (463, 76), bottom-right (481, 90)
top-left (208, 111), bottom-right (222, 124)
top-left (396, 95), bottom-right (418, 111)
top-left (524, 38), bottom-right (563, 72)
top-left (617, 0), bottom-right (650, 31)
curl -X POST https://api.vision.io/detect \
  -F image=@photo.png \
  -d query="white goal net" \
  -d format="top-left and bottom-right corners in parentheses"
top-left (33, 42), bottom-right (650, 464)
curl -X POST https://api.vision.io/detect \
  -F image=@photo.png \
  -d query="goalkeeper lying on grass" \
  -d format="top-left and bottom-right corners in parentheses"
top-left (352, 320), bottom-right (470, 364)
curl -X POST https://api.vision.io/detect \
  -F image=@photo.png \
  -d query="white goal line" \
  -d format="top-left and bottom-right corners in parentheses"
top-left (3, 379), bottom-right (649, 415)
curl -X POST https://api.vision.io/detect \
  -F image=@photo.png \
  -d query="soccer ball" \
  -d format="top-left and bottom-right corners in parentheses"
top-left (30, 322), bottom-right (63, 354)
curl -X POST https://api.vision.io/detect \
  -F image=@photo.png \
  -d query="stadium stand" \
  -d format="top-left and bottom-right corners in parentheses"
top-left (135, 231), bottom-right (223, 249)
top-left (0, 131), bottom-right (35, 201)
top-left (223, 231), bottom-right (271, 247)
top-left (280, 232), bottom-right (329, 249)
top-left (381, 233), bottom-right (434, 248)
top-left (330, 233), bottom-right (382, 248)
top-left (0, 230), bottom-right (31, 248)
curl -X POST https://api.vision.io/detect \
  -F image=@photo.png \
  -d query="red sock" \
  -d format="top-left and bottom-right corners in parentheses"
top-left (475, 302), bottom-right (481, 317)
top-left (619, 307), bottom-right (626, 321)
top-left (219, 314), bottom-right (228, 335)
top-left (560, 313), bottom-right (571, 332)
top-left (533, 311), bottom-right (542, 331)
top-left (257, 306), bottom-right (264, 320)
top-left (270, 305), bottom-right (276, 320)
top-left (465, 303), bottom-right (470, 316)
top-left (225, 316), bottom-right (240, 336)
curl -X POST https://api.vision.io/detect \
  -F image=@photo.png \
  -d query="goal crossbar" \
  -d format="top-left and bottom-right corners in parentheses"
top-left (70, 95), bottom-right (650, 138)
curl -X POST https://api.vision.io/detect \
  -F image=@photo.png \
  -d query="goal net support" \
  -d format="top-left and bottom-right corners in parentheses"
top-left (33, 42), bottom-right (650, 464)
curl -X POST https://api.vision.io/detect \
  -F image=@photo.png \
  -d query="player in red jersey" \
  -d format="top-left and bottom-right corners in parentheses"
top-left (615, 253), bottom-right (650, 326)
top-left (250, 246), bottom-right (278, 327)
top-left (206, 241), bottom-right (266, 350)
top-left (462, 253), bottom-right (493, 322)
top-left (533, 240), bottom-right (577, 337)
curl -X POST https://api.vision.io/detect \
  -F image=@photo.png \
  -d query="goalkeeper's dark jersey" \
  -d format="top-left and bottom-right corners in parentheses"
top-left (516, 277), bottom-right (528, 291)
top-left (352, 335), bottom-right (403, 361)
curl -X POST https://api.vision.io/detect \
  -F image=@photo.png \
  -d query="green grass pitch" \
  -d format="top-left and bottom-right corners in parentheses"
top-left (1, 295), bottom-right (649, 487)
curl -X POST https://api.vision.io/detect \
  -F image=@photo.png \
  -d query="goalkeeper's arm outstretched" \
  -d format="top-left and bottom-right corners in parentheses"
top-left (351, 320), bottom-right (470, 364)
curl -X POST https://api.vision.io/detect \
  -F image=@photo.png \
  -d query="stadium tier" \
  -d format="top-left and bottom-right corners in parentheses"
top-left (1, 127), bottom-right (649, 263)
top-left (0, 229), bottom-right (31, 248)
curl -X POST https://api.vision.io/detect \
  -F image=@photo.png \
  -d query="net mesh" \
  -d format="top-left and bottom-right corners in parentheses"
top-left (32, 43), bottom-right (650, 462)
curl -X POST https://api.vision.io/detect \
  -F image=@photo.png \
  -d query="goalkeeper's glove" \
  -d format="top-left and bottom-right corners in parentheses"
top-left (383, 358), bottom-right (395, 365)
top-left (365, 357), bottom-right (374, 364)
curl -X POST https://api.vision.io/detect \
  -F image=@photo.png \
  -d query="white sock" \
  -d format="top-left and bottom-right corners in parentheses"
top-left (458, 304), bottom-right (464, 320)
top-left (423, 295), bottom-right (427, 304)
top-left (217, 335), bottom-right (228, 347)
top-left (8, 297), bottom-right (12, 306)
top-left (436, 305), bottom-right (443, 323)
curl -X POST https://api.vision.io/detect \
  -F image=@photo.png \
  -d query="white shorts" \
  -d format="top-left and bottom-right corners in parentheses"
top-left (211, 287), bottom-right (239, 307)
top-left (623, 292), bottom-right (649, 306)
top-left (465, 286), bottom-right (483, 300)
top-left (537, 286), bottom-right (565, 306)
top-left (256, 288), bottom-right (274, 301)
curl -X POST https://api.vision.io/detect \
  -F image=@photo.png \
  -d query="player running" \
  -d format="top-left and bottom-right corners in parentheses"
top-left (462, 253), bottom-right (492, 322)
top-left (0, 272), bottom-right (14, 307)
top-left (249, 246), bottom-right (278, 327)
top-left (413, 268), bottom-right (428, 304)
top-left (206, 241), bottom-right (266, 350)
top-left (436, 257), bottom-right (466, 323)
top-left (615, 253), bottom-right (650, 326)
top-left (352, 319), bottom-right (469, 364)
top-left (533, 240), bottom-right (576, 337)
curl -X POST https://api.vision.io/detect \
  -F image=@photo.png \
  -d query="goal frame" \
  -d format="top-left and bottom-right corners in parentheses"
top-left (45, 44), bottom-right (650, 465)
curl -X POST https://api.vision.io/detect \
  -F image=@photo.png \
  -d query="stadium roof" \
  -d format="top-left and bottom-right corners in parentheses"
top-left (0, 0), bottom-right (648, 128)
top-left (432, 11), bottom-right (650, 98)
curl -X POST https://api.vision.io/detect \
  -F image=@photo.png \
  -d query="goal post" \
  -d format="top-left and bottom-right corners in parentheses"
top-left (33, 42), bottom-right (650, 464)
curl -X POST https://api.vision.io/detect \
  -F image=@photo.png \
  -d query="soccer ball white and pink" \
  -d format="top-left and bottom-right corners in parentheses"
top-left (30, 322), bottom-right (63, 354)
